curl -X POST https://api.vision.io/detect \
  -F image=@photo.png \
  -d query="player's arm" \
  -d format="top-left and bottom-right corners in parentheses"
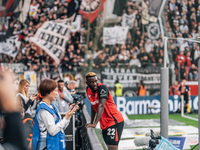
top-left (93, 97), bottom-right (106, 126)
top-left (90, 105), bottom-right (96, 124)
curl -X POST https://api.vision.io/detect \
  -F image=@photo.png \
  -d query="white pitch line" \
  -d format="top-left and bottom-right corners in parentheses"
top-left (182, 114), bottom-right (198, 121)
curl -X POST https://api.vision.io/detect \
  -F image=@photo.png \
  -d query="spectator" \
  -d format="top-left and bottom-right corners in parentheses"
top-left (16, 79), bottom-right (37, 116)
top-left (128, 55), bottom-right (141, 68)
top-left (114, 79), bottom-right (123, 97)
top-left (32, 79), bottom-right (79, 150)
top-left (66, 80), bottom-right (77, 94)
top-left (0, 71), bottom-right (27, 150)
top-left (21, 106), bottom-right (34, 150)
top-left (175, 51), bottom-right (186, 67)
top-left (170, 81), bottom-right (180, 96)
top-left (52, 80), bottom-right (73, 113)
top-left (194, 46), bottom-right (200, 61)
top-left (185, 51), bottom-right (192, 68)
top-left (180, 65), bottom-right (187, 80)
top-left (189, 64), bottom-right (198, 81)
top-left (194, 53), bottom-right (200, 67)
top-left (141, 55), bottom-right (151, 68)
top-left (178, 79), bottom-right (191, 113)
top-left (138, 80), bottom-right (146, 96)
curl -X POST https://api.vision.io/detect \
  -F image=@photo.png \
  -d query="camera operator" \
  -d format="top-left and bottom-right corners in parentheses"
top-left (65, 81), bottom-right (89, 149)
top-left (66, 80), bottom-right (77, 95)
top-left (0, 71), bottom-right (26, 150)
top-left (52, 80), bottom-right (73, 113)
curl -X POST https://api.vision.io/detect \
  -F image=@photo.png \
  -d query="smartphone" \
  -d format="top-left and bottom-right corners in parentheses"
top-left (71, 101), bottom-right (80, 110)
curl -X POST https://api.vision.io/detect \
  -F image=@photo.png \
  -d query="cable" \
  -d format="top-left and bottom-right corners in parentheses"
top-left (191, 143), bottom-right (199, 150)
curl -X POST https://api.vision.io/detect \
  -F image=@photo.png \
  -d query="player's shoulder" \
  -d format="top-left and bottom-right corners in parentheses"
top-left (98, 84), bottom-right (108, 90)
top-left (98, 84), bottom-right (109, 94)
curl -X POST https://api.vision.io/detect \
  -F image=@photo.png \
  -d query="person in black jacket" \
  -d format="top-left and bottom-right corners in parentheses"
top-left (16, 79), bottom-right (37, 116)
top-left (21, 107), bottom-right (34, 150)
top-left (0, 71), bottom-right (27, 150)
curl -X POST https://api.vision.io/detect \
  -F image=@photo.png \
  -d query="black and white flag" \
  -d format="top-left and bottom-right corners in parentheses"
top-left (0, 36), bottom-right (21, 57)
top-left (30, 21), bottom-right (71, 64)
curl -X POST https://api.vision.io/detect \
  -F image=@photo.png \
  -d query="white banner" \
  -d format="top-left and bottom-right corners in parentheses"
top-left (71, 15), bottom-right (82, 32)
top-left (142, 1), bottom-right (157, 25)
top-left (0, 36), bottom-right (21, 57)
top-left (103, 0), bottom-right (121, 23)
top-left (103, 26), bottom-right (128, 45)
top-left (30, 21), bottom-right (71, 64)
top-left (16, 0), bottom-right (31, 23)
top-left (116, 26), bottom-right (129, 44)
top-left (103, 27), bottom-right (117, 45)
top-left (0, 63), bottom-right (27, 74)
top-left (121, 13), bottom-right (136, 28)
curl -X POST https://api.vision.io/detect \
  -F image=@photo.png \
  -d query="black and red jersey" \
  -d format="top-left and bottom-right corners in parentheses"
top-left (86, 83), bottom-right (124, 130)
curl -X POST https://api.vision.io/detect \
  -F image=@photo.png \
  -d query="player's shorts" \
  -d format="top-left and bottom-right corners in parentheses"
top-left (102, 121), bottom-right (124, 145)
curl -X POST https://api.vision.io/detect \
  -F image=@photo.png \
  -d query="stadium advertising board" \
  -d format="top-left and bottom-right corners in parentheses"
top-left (115, 96), bottom-right (198, 115)
top-left (84, 96), bottom-right (198, 115)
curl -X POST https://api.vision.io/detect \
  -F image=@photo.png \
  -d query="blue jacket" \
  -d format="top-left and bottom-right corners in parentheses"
top-left (32, 103), bottom-right (65, 150)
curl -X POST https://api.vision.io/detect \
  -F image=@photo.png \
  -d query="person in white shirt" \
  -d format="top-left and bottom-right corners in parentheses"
top-left (52, 80), bottom-right (73, 113)
top-left (32, 79), bottom-right (79, 150)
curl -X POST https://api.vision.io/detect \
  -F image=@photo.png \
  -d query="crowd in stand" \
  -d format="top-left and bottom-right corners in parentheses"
top-left (1, 0), bottom-right (86, 74)
top-left (166, 0), bottom-right (200, 81)
top-left (2, 0), bottom-right (200, 83)
top-left (0, 0), bottom-right (165, 74)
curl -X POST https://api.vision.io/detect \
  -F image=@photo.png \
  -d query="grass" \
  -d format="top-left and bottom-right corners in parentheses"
top-left (95, 113), bottom-right (198, 150)
top-left (188, 114), bottom-right (198, 119)
top-left (128, 113), bottom-right (198, 128)
top-left (191, 144), bottom-right (199, 150)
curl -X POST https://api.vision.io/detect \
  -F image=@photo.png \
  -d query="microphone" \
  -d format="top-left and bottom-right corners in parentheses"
top-left (134, 136), bottom-right (151, 147)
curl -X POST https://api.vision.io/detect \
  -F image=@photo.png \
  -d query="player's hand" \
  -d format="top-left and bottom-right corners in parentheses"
top-left (85, 123), bottom-right (97, 129)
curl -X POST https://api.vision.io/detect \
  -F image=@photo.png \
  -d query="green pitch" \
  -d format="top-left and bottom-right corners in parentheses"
top-left (127, 114), bottom-right (198, 128)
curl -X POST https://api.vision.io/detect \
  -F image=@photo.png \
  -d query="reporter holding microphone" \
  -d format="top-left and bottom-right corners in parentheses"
top-left (32, 79), bottom-right (79, 150)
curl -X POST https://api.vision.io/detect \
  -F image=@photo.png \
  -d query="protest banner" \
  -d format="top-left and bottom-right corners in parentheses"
top-left (116, 26), bottom-right (129, 44)
top-left (121, 13), bottom-right (136, 28)
top-left (103, 26), bottom-right (129, 45)
top-left (101, 67), bottom-right (160, 95)
top-left (103, 27), bottom-right (117, 45)
top-left (30, 21), bottom-right (71, 64)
